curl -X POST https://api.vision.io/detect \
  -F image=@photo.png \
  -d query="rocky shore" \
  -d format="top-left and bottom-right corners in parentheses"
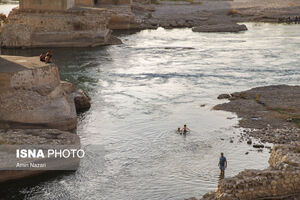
top-left (215, 85), bottom-right (300, 143)
top-left (0, 7), bottom-right (121, 48)
top-left (189, 85), bottom-right (300, 200)
top-left (0, 55), bottom-right (90, 131)
top-left (198, 142), bottom-right (300, 200)
top-left (133, 0), bottom-right (300, 30)
top-left (2, 0), bottom-right (300, 48)
top-left (0, 55), bottom-right (90, 183)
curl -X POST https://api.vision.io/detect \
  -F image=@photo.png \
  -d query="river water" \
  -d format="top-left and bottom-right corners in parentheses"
top-left (1, 3), bottom-right (300, 200)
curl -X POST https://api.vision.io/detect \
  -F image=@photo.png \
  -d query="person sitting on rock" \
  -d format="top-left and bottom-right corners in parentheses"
top-left (218, 152), bottom-right (227, 175)
top-left (40, 52), bottom-right (46, 62)
top-left (45, 55), bottom-right (51, 63)
top-left (46, 50), bottom-right (52, 59)
top-left (45, 51), bottom-right (53, 63)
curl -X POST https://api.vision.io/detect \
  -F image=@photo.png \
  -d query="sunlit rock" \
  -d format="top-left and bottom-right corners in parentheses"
top-left (0, 55), bottom-right (90, 131)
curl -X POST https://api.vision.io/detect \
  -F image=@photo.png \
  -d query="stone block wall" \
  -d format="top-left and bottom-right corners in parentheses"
top-left (0, 56), bottom-right (60, 91)
top-left (19, 0), bottom-right (75, 11)
top-left (75, 0), bottom-right (94, 7)
top-left (0, 8), bottom-right (113, 48)
top-left (10, 66), bottom-right (60, 90)
top-left (0, 56), bottom-right (78, 131)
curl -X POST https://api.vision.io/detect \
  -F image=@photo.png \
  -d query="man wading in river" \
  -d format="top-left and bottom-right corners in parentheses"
top-left (218, 152), bottom-right (227, 176)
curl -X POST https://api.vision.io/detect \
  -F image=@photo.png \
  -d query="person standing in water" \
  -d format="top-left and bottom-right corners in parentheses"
top-left (218, 152), bottom-right (227, 176)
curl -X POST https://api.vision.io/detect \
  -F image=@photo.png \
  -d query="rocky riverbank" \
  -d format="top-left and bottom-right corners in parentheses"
top-left (189, 85), bottom-right (300, 200)
top-left (0, 6), bottom-right (121, 48)
top-left (133, 0), bottom-right (300, 29)
top-left (215, 85), bottom-right (300, 144)
top-left (0, 55), bottom-right (90, 131)
top-left (198, 142), bottom-right (300, 200)
top-left (0, 55), bottom-right (90, 183)
top-left (1, 0), bottom-right (300, 48)
top-left (0, 0), bottom-right (299, 47)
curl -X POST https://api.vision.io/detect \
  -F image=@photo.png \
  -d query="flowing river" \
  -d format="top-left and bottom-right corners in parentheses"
top-left (1, 4), bottom-right (300, 199)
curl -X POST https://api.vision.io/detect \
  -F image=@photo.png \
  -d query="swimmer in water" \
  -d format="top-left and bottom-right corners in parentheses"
top-left (182, 124), bottom-right (190, 134)
top-left (177, 128), bottom-right (181, 134)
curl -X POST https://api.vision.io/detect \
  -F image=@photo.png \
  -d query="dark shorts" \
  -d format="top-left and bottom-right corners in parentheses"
top-left (220, 165), bottom-right (225, 170)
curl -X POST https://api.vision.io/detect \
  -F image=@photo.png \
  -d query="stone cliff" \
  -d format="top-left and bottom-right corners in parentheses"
top-left (0, 55), bottom-right (90, 183)
top-left (0, 55), bottom-right (90, 131)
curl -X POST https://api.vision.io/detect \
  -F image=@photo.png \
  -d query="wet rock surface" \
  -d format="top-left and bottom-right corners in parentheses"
top-left (73, 89), bottom-right (91, 112)
top-left (214, 85), bottom-right (300, 147)
top-left (215, 85), bottom-right (300, 130)
top-left (192, 23), bottom-right (247, 33)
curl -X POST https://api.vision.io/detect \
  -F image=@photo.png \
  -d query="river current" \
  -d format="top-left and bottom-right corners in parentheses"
top-left (1, 4), bottom-right (300, 200)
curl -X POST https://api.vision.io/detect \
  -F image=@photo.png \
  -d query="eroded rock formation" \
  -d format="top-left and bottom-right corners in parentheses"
top-left (0, 55), bottom-right (91, 131)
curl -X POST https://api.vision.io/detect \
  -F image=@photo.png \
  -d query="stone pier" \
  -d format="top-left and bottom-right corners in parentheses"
top-left (0, 4), bottom-right (119, 48)
top-left (0, 55), bottom-right (90, 131)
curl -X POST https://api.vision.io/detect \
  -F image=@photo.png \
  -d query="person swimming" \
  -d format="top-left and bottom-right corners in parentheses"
top-left (177, 128), bottom-right (181, 134)
top-left (182, 124), bottom-right (190, 134)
